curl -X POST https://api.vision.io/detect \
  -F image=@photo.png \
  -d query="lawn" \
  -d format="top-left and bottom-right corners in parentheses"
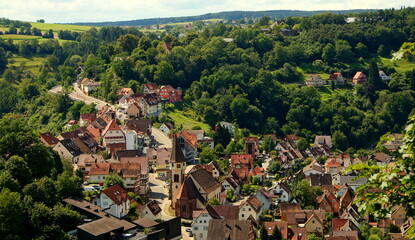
top-left (8, 55), bottom-right (46, 76)
top-left (381, 57), bottom-right (415, 73)
top-left (317, 85), bottom-right (351, 101)
top-left (167, 109), bottom-right (211, 132)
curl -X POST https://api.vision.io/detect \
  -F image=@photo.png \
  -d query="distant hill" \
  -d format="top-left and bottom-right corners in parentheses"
top-left (70, 9), bottom-right (377, 27)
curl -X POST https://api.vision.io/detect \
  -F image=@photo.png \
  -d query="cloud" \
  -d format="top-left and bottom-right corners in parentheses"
top-left (0, 0), bottom-right (413, 23)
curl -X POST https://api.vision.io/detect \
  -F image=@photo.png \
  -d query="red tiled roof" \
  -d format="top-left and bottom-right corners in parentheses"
top-left (332, 218), bottom-right (349, 231)
top-left (102, 119), bottom-right (121, 136)
top-left (264, 221), bottom-right (289, 239)
top-left (40, 132), bottom-right (59, 146)
top-left (102, 184), bottom-right (128, 205)
top-left (89, 162), bottom-right (111, 175)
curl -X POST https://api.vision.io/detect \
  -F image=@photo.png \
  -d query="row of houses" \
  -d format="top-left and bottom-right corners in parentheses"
top-left (305, 71), bottom-right (392, 87)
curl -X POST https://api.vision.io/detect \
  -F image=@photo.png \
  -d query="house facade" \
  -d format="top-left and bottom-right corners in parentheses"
top-left (93, 184), bottom-right (130, 218)
top-left (102, 119), bottom-right (126, 147)
top-left (305, 74), bottom-right (325, 87)
top-left (352, 71), bottom-right (367, 84)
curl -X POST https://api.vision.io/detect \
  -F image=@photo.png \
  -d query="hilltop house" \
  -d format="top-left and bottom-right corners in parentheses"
top-left (379, 71), bottom-right (392, 81)
top-left (329, 73), bottom-right (346, 85)
top-left (305, 74), bottom-right (325, 87)
top-left (352, 71), bottom-right (367, 84)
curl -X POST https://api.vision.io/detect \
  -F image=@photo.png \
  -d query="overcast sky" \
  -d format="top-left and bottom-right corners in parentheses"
top-left (1, 0), bottom-right (414, 23)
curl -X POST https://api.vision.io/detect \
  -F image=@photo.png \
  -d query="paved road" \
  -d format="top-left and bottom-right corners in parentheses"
top-left (152, 127), bottom-right (172, 148)
top-left (48, 85), bottom-right (62, 94)
top-left (70, 83), bottom-right (115, 110)
top-left (148, 173), bottom-right (175, 221)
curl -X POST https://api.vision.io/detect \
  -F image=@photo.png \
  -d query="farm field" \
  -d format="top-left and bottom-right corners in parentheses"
top-left (30, 22), bottom-right (93, 32)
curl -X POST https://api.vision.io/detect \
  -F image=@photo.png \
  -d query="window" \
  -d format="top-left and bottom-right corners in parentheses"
top-left (194, 227), bottom-right (198, 231)
top-left (177, 164), bottom-right (181, 168)
top-left (174, 174), bottom-right (179, 182)
top-left (242, 214), bottom-right (244, 218)
top-left (199, 233), bottom-right (203, 238)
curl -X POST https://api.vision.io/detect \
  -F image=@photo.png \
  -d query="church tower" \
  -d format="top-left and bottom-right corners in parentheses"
top-left (170, 135), bottom-right (186, 208)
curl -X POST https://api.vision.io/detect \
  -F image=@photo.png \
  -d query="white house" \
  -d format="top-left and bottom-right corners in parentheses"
top-left (303, 160), bottom-right (324, 176)
top-left (93, 184), bottom-right (130, 218)
top-left (305, 74), bottom-right (325, 87)
top-left (238, 195), bottom-right (262, 220)
top-left (192, 205), bottom-right (221, 240)
top-left (269, 181), bottom-right (291, 202)
top-left (140, 200), bottom-right (162, 221)
top-left (255, 188), bottom-right (274, 210)
top-left (218, 121), bottom-right (235, 135)
top-left (379, 71), bottom-right (392, 81)
top-left (159, 122), bottom-right (174, 136)
top-left (221, 177), bottom-right (240, 194)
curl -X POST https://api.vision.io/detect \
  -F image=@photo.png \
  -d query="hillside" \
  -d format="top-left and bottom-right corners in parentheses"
top-left (70, 9), bottom-right (376, 26)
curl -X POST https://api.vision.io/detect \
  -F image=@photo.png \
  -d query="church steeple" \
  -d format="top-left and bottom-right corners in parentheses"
top-left (170, 134), bottom-right (185, 163)
top-left (170, 134), bottom-right (186, 209)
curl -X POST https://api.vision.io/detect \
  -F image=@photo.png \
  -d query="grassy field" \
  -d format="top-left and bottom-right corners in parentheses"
top-left (168, 109), bottom-right (210, 132)
top-left (8, 55), bottom-right (46, 76)
top-left (0, 34), bottom-right (71, 44)
top-left (30, 22), bottom-right (93, 32)
top-left (381, 57), bottom-right (415, 73)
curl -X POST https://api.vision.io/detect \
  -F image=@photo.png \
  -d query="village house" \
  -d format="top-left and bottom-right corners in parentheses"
top-left (126, 102), bottom-right (141, 118)
top-left (371, 152), bottom-right (393, 166)
top-left (79, 113), bottom-right (97, 127)
top-left (192, 205), bottom-right (240, 240)
top-left (221, 177), bottom-right (241, 194)
top-left (139, 200), bottom-right (162, 221)
top-left (80, 78), bottom-right (101, 95)
top-left (218, 121), bottom-right (236, 135)
top-left (379, 70), bottom-right (392, 81)
top-left (305, 74), bottom-right (325, 87)
top-left (40, 132), bottom-right (60, 147)
top-left (140, 93), bottom-right (162, 117)
top-left (329, 73), bottom-right (346, 85)
top-left (352, 71), bottom-right (367, 84)
top-left (207, 219), bottom-right (258, 240)
top-left (192, 205), bottom-right (221, 240)
top-left (269, 181), bottom-right (292, 202)
top-left (159, 85), bottom-right (183, 102)
top-left (314, 135), bottom-right (332, 148)
top-left (176, 130), bottom-right (214, 164)
top-left (255, 188), bottom-right (275, 210)
top-left (75, 153), bottom-right (105, 175)
top-left (53, 138), bottom-right (91, 163)
top-left (159, 122), bottom-right (174, 136)
top-left (143, 83), bottom-right (160, 94)
top-left (239, 195), bottom-right (263, 220)
top-left (102, 119), bottom-right (126, 147)
top-left (264, 222), bottom-right (289, 239)
top-left (325, 158), bottom-right (342, 175)
top-left (147, 147), bottom-right (172, 180)
top-left (317, 192), bottom-right (341, 215)
top-left (305, 213), bottom-right (324, 236)
top-left (303, 160), bottom-right (324, 176)
top-left (93, 184), bottom-right (130, 218)
top-left (63, 198), bottom-right (139, 240)
top-left (89, 162), bottom-right (142, 194)
top-left (117, 88), bottom-right (134, 96)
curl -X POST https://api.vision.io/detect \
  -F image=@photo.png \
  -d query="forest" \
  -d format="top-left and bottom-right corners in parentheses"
top-left (72, 9), bottom-right (374, 26)
top-left (1, 8), bottom-right (415, 149)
